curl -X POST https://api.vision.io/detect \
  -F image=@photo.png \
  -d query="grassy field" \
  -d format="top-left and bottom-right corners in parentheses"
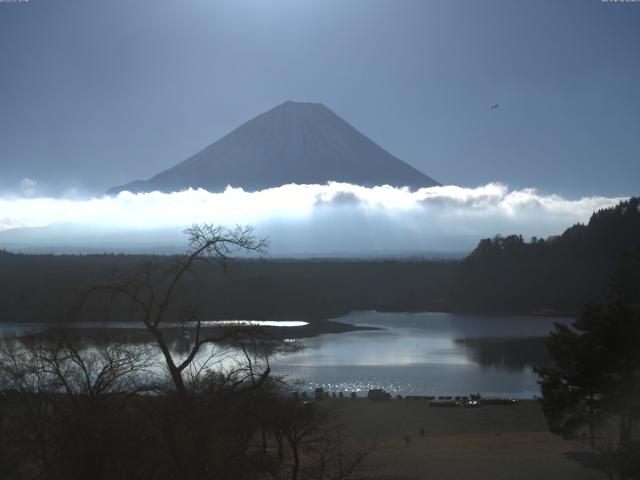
top-left (330, 399), bottom-right (605, 480)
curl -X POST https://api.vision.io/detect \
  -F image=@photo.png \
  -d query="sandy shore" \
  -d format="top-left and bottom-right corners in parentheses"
top-left (327, 399), bottom-right (605, 480)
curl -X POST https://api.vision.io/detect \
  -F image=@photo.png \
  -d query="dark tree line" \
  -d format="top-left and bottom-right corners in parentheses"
top-left (536, 248), bottom-right (640, 479)
top-left (1, 198), bottom-right (638, 321)
top-left (0, 253), bottom-right (456, 323)
top-left (452, 197), bottom-right (640, 314)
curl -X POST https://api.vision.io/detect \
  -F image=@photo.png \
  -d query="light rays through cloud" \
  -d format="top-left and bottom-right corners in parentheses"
top-left (0, 183), bottom-right (626, 256)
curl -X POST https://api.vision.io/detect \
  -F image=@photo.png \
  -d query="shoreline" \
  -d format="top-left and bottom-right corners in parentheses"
top-left (0, 318), bottom-right (380, 341)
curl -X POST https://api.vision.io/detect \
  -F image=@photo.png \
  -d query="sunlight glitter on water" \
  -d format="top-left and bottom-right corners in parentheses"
top-left (200, 320), bottom-right (309, 328)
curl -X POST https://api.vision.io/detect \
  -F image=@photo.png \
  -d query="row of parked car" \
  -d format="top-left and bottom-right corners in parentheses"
top-left (389, 391), bottom-right (520, 407)
top-left (292, 388), bottom-right (520, 406)
top-left (428, 396), bottom-right (519, 407)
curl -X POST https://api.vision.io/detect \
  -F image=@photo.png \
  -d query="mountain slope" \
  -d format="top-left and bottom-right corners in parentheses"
top-left (108, 101), bottom-right (438, 194)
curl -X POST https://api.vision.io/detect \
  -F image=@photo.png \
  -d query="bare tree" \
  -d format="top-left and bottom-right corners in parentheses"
top-left (65, 224), bottom-right (308, 479)
top-left (264, 397), bottom-right (375, 480)
top-left (0, 334), bottom-right (155, 479)
top-left (305, 426), bottom-right (376, 480)
top-left (1, 223), bottom-right (370, 480)
top-left (73, 224), bottom-right (269, 398)
top-left (280, 400), bottom-right (328, 480)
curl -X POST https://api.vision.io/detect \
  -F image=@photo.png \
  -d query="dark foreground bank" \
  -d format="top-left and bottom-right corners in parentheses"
top-left (330, 398), bottom-right (606, 480)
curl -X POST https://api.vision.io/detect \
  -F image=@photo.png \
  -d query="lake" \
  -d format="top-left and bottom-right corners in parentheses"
top-left (0, 311), bottom-right (569, 398)
top-left (271, 311), bottom-right (569, 398)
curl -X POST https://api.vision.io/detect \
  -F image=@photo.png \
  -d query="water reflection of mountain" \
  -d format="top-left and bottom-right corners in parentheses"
top-left (455, 336), bottom-right (550, 371)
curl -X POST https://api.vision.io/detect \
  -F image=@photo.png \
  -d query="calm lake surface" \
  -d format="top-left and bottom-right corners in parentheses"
top-left (272, 311), bottom-right (570, 398)
top-left (0, 311), bottom-right (569, 398)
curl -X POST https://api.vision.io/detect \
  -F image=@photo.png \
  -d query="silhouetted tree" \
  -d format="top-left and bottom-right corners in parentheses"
top-left (537, 249), bottom-right (640, 478)
top-left (74, 224), bottom-right (269, 398)
top-left (0, 335), bottom-right (155, 479)
top-left (0, 223), bottom-right (378, 480)
top-left (455, 197), bottom-right (640, 314)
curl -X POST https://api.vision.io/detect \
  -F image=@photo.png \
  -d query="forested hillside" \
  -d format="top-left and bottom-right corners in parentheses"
top-left (452, 197), bottom-right (640, 314)
top-left (0, 198), bottom-right (637, 322)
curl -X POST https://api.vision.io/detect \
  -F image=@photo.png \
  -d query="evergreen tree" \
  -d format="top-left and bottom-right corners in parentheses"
top-left (537, 249), bottom-right (640, 477)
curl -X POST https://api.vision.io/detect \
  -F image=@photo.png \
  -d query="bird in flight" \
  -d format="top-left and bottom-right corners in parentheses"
top-left (490, 104), bottom-right (499, 110)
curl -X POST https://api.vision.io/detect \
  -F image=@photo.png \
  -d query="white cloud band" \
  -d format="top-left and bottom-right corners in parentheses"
top-left (0, 183), bottom-right (626, 255)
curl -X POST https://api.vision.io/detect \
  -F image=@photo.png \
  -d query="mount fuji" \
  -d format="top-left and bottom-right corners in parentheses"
top-left (108, 101), bottom-right (438, 194)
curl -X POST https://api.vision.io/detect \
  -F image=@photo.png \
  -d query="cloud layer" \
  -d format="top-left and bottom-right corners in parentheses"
top-left (0, 183), bottom-right (626, 256)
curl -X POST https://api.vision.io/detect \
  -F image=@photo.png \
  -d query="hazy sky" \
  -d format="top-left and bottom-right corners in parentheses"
top-left (1, 0), bottom-right (639, 198)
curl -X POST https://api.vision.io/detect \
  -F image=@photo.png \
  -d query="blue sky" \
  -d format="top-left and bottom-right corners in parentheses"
top-left (0, 0), bottom-right (638, 197)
